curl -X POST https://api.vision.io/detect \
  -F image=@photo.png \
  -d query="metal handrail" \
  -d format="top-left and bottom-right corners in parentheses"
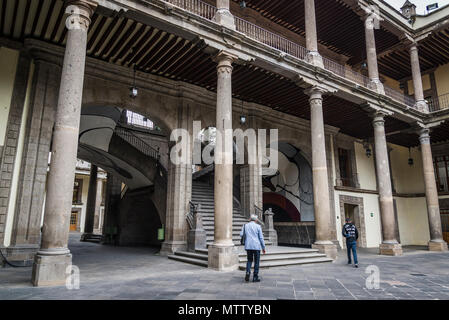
top-left (115, 126), bottom-right (160, 161)
top-left (163, 0), bottom-right (416, 110)
top-left (428, 93), bottom-right (449, 112)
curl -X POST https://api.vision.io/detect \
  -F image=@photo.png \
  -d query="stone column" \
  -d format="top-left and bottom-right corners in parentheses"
top-left (419, 129), bottom-right (448, 251)
top-left (214, 0), bottom-right (235, 29)
top-left (409, 43), bottom-right (428, 112)
top-left (101, 174), bottom-right (121, 244)
top-left (32, 0), bottom-right (96, 286)
top-left (364, 14), bottom-right (384, 94)
top-left (208, 51), bottom-right (239, 271)
top-left (372, 111), bottom-right (402, 256)
top-left (81, 164), bottom-right (97, 241)
top-left (304, 0), bottom-right (323, 67)
top-left (305, 87), bottom-right (337, 259)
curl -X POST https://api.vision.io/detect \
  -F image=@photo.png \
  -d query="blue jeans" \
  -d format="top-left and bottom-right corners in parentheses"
top-left (246, 250), bottom-right (260, 276)
top-left (347, 241), bottom-right (358, 264)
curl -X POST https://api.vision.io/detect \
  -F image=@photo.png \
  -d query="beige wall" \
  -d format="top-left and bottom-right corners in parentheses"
top-left (435, 62), bottom-right (449, 97)
top-left (389, 143), bottom-right (425, 194)
top-left (395, 197), bottom-right (430, 245)
top-left (407, 73), bottom-right (431, 96)
top-left (0, 47), bottom-right (19, 147)
top-left (354, 142), bottom-right (377, 191)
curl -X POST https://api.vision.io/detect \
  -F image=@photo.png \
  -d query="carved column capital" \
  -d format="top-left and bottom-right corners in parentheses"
top-left (65, 0), bottom-right (97, 31)
top-left (214, 51), bottom-right (238, 74)
top-left (418, 128), bottom-right (431, 144)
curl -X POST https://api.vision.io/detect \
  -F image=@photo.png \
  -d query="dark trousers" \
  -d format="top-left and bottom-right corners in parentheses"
top-left (346, 241), bottom-right (358, 264)
top-left (246, 250), bottom-right (261, 276)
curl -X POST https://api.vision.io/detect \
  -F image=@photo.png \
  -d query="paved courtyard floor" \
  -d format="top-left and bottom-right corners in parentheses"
top-left (0, 233), bottom-right (448, 300)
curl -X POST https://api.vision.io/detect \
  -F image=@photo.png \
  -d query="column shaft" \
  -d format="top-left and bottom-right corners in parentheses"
top-left (409, 44), bottom-right (428, 112)
top-left (304, 0), bottom-right (323, 66)
top-left (32, 1), bottom-right (95, 286)
top-left (365, 16), bottom-right (384, 93)
top-left (307, 88), bottom-right (337, 259)
top-left (208, 52), bottom-right (238, 271)
top-left (372, 112), bottom-right (402, 255)
top-left (419, 129), bottom-right (448, 251)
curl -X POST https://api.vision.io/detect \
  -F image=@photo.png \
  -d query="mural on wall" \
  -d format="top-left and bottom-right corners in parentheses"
top-left (263, 142), bottom-right (314, 223)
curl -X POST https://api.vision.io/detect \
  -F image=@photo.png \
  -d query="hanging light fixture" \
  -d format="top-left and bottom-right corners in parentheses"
top-left (129, 65), bottom-right (138, 99)
top-left (239, 1), bottom-right (247, 8)
top-left (239, 100), bottom-right (246, 125)
top-left (363, 142), bottom-right (372, 158)
top-left (408, 147), bottom-right (414, 166)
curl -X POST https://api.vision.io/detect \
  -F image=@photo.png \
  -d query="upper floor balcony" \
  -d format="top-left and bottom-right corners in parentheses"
top-left (164, 0), bottom-right (417, 110)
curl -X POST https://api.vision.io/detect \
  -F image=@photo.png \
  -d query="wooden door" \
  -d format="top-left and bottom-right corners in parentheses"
top-left (70, 211), bottom-right (78, 232)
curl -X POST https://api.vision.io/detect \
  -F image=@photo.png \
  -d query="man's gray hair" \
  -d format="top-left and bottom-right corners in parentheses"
top-left (250, 214), bottom-right (258, 221)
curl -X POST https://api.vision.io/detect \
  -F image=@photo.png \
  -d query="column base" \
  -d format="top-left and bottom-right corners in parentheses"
top-left (312, 242), bottom-right (338, 260)
top-left (264, 230), bottom-right (278, 246)
top-left (428, 240), bottom-right (448, 252)
top-left (414, 100), bottom-right (429, 113)
top-left (3, 244), bottom-right (39, 266)
top-left (306, 51), bottom-right (324, 68)
top-left (31, 250), bottom-right (72, 287)
top-left (208, 244), bottom-right (239, 271)
top-left (368, 79), bottom-right (385, 94)
top-left (159, 240), bottom-right (187, 256)
top-left (214, 9), bottom-right (236, 30)
top-left (187, 229), bottom-right (207, 252)
top-left (379, 242), bottom-right (403, 256)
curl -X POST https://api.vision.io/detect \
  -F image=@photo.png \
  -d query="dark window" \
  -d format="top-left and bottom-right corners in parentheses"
top-left (434, 156), bottom-right (449, 192)
top-left (338, 148), bottom-right (353, 187)
top-left (73, 179), bottom-right (83, 204)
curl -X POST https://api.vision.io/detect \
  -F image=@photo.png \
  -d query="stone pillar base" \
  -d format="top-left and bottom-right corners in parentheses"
top-left (428, 240), bottom-right (448, 252)
top-left (312, 242), bottom-right (338, 260)
top-left (208, 244), bottom-right (239, 271)
top-left (414, 100), bottom-right (429, 113)
top-left (159, 241), bottom-right (187, 256)
top-left (306, 52), bottom-right (324, 68)
top-left (31, 251), bottom-right (72, 287)
top-left (264, 230), bottom-right (278, 246)
top-left (368, 80), bottom-right (385, 94)
top-left (214, 9), bottom-right (235, 29)
top-left (379, 243), bottom-right (403, 256)
top-left (187, 230), bottom-right (207, 252)
top-left (4, 244), bottom-right (39, 266)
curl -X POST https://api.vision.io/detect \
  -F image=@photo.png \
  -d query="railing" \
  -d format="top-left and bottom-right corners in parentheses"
top-left (384, 85), bottom-right (415, 108)
top-left (163, 0), bottom-right (416, 109)
top-left (166, 0), bottom-right (217, 20)
top-left (428, 93), bottom-right (449, 112)
top-left (115, 126), bottom-right (160, 161)
top-left (235, 17), bottom-right (307, 60)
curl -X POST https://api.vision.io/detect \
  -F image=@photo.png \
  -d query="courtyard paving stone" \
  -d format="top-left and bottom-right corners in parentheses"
top-left (0, 234), bottom-right (448, 300)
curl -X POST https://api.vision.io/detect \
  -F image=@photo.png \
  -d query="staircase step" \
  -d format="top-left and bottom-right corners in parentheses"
top-left (168, 254), bottom-right (208, 267)
top-left (238, 257), bottom-right (333, 270)
top-left (238, 248), bottom-right (319, 257)
top-left (174, 251), bottom-right (208, 261)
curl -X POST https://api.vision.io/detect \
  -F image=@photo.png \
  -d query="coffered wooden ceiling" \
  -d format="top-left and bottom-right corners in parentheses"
top-left (2, 0), bottom-right (448, 147)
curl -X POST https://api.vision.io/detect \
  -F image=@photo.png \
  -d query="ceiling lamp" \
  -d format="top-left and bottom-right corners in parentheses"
top-left (239, 100), bottom-right (246, 125)
top-left (408, 147), bottom-right (414, 166)
top-left (130, 66), bottom-right (138, 99)
top-left (239, 1), bottom-right (246, 8)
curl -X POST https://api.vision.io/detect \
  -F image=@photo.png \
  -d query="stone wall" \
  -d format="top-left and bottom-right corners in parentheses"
top-left (275, 222), bottom-right (316, 246)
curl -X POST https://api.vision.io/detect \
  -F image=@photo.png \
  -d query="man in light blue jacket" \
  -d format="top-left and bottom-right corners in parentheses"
top-left (240, 214), bottom-right (266, 282)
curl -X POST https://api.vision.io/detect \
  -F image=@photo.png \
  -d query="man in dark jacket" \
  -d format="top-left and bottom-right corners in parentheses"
top-left (342, 217), bottom-right (359, 268)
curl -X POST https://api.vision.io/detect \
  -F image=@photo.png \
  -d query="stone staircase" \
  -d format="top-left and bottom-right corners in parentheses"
top-left (167, 181), bottom-right (333, 268)
top-left (168, 247), bottom-right (333, 269)
top-left (191, 181), bottom-right (247, 245)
